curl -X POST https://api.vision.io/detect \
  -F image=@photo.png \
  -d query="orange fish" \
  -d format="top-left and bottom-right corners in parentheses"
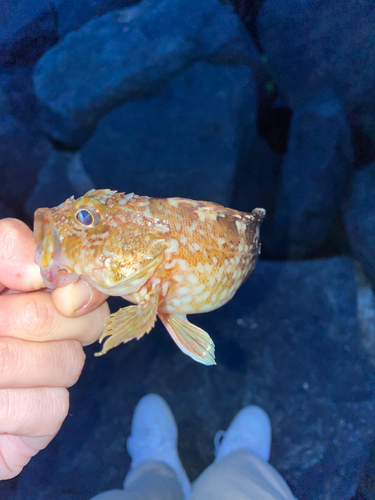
top-left (34, 189), bottom-right (265, 365)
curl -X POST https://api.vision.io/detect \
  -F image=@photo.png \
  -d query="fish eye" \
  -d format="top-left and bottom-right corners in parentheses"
top-left (74, 208), bottom-right (99, 227)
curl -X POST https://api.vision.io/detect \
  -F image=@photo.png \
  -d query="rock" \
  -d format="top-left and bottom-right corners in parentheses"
top-left (257, 0), bottom-right (375, 117)
top-left (355, 264), bottom-right (375, 367)
top-left (343, 162), bottom-right (375, 286)
top-left (25, 150), bottom-right (95, 218)
top-left (269, 89), bottom-right (353, 259)
top-left (12, 257), bottom-right (375, 500)
top-left (0, 79), bottom-right (52, 219)
top-left (5, 65), bottom-right (39, 125)
top-left (0, 1), bottom-right (58, 67)
top-left (55, 0), bottom-right (139, 38)
top-left (33, 0), bottom-right (259, 146)
top-left (80, 62), bottom-right (256, 205)
top-left (230, 134), bottom-right (283, 257)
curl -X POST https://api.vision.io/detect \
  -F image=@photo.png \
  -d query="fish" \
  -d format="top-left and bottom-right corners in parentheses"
top-left (34, 189), bottom-right (265, 365)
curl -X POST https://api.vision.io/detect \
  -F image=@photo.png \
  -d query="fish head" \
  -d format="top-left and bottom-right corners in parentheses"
top-left (34, 189), bottom-right (169, 294)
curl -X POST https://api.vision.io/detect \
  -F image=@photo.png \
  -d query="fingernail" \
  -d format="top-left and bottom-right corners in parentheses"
top-left (71, 280), bottom-right (93, 315)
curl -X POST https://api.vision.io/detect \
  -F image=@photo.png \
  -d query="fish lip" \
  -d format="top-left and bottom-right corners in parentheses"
top-left (34, 208), bottom-right (80, 289)
top-left (39, 263), bottom-right (80, 289)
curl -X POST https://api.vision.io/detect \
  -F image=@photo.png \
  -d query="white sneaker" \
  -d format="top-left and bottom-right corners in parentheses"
top-left (126, 394), bottom-right (191, 499)
top-left (214, 405), bottom-right (271, 463)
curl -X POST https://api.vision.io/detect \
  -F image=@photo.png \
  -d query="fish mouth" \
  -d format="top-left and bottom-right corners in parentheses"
top-left (34, 208), bottom-right (79, 289)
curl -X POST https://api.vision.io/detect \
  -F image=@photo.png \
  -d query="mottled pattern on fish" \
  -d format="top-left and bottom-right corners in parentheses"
top-left (34, 189), bottom-right (265, 365)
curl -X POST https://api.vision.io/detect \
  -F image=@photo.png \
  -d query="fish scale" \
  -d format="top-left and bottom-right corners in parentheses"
top-left (34, 189), bottom-right (265, 365)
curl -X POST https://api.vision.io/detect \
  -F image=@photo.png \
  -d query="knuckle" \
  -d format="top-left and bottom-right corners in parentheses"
top-left (21, 297), bottom-right (55, 340)
top-left (0, 219), bottom-right (26, 261)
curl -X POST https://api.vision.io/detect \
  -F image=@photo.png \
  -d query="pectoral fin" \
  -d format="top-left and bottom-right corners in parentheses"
top-left (95, 288), bottom-right (160, 356)
top-left (158, 313), bottom-right (216, 366)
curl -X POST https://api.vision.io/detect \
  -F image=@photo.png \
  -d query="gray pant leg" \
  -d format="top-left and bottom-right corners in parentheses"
top-left (89, 460), bottom-right (185, 500)
top-left (191, 448), bottom-right (296, 500)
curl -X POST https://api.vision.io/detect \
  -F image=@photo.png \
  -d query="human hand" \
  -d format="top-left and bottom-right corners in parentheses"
top-left (0, 218), bottom-right (110, 480)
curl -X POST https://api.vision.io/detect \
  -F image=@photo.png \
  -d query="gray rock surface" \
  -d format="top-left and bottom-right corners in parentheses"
top-left (0, 0), bottom-right (53, 45)
top-left (0, 1), bottom-right (58, 67)
top-left (0, 0), bottom-right (138, 67)
top-left (257, 0), bottom-right (375, 116)
top-left (8, 257), bottom-right (375, 500)
top-left (33, 0), bottom-right (259, 146)
top-left (0, 80), bottom-right (52, 218)
top-left (56, 0), bottom-right (139, 37)
top-left (5, 66), bottom-right (40, 125)
top-left (344, 162), bottom-right (375, 286)
top-left (269, 89), bottom-right (353, 259)
top-left (230, 134), bottom-right (283, 257)
top-left (25, 150), bottom-right (95, 218)
top-left (80, 61), bottom-right (257, 205)
top-left (356, 265), bottom-right (375, 367)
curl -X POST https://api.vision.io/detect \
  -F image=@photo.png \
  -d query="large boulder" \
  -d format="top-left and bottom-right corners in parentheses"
top-left (0, 77), bottom-right (52, 219)
top-left (33, 0), bottom-right (260, 146)
top-left (55, 0), bottom-right (139, 38)
top-left (343, 162), bottom-right (375, 286)
top-left (80, 61), bottom-right (257, 205)
top-left (257, 0), bottom-right (375, 118)
top-left (12, 257), bottom-right (375, 500)
top-left (230, 134), bottom-right (283, 257)
top-left (269, 89), bottom-right (353, 259)
top-left (25, 150), bottom-right (95, 218)
top-left (0, 0), bottom-right (138, 66)
top-left (0, 1), bottom-right (58, 67)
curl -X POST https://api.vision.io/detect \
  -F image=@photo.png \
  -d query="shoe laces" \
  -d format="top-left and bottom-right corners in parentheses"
top-left (214, 430), bottom-right (226, 457)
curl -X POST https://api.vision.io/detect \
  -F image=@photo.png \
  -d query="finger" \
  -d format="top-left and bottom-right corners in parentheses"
top-left (0, 219), bottom-right (44, 292)
top-left (0, 387), bottom-right (69, 438)
top-left (0, 337), bottom-right (85, 389)
top-left (0, 291), bottom-right (109, 345)
top-left (0, 387), bottom-right (69, 480)
top-left (0, 434), bottom-right (52, 480)
top-left (51, 279), bottom-right (109, 317)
